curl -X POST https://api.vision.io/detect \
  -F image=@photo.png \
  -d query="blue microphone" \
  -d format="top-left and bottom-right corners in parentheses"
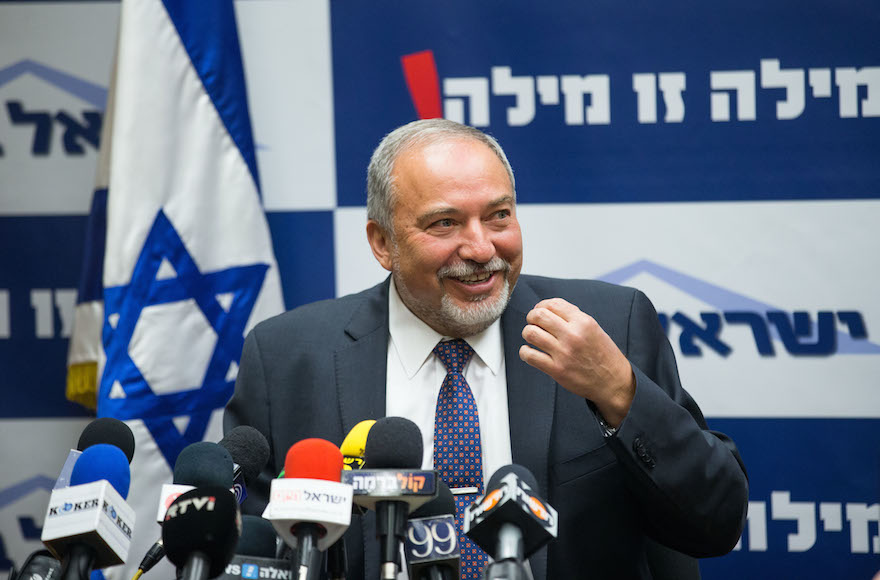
top-left (70, 443), bottom-right (131, 498)
top-left (43, 443), bottom-right (136, 580)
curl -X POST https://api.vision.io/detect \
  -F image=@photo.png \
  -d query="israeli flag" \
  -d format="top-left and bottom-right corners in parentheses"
top-left (66, 1), bottom-right (283, 578)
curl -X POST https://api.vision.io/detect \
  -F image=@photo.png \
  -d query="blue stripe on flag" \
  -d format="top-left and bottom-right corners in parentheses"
top-left (76, 188), bottom-right (107, 304)
top-left (161, 0), bottom-right (261, 194)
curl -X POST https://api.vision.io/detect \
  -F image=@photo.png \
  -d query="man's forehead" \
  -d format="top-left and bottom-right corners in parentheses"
top-left (397, 134), bottom-right (490, 164)
top-left (392, 137), bottom-right (512, 191)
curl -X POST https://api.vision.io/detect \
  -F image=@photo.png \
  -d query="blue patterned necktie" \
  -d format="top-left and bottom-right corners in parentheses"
top-left (433, 339), bottom-right (488, 580)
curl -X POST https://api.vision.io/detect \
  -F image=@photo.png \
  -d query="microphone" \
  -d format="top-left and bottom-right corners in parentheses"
top-left (238, 514), bottom-right (279, 558)
top-left (140, 442), bottom-right (236, 576)
top-left (405, 481), bottom-right (459, 580)
top-left (8, 549), bottom-right (61, 580)
top-left (162, 486), bottom-right (241, 580)
top-left (55, 418), bottom-right (136, 490)
top-left (340, 416), bottom-right (438, 580)
top-left (41, 444), bottom-right (135, 580)
top-left (340, 419), bottom-right (376, 471)
top-left (263, 438), bottom-right (353, 580)
top-left (219, 426), bottom-right (270, 504)
top-left (174, 442), bottom-right (235, 488)
top-left (464, 465), bottom-right (558, 580)
top-left (327, 419), bottom-right (376, 580)
top-left (217, 515), bottom-right (287, 580)
top-left (77, 417), bottom-right (136, 462)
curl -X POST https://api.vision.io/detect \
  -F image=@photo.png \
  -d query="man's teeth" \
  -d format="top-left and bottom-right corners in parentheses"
top-left (457, 272), bottom-right (493, 283)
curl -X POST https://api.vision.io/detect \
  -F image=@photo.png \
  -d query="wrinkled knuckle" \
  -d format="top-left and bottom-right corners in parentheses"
top-left (527, 307), bottom-right (545, 323)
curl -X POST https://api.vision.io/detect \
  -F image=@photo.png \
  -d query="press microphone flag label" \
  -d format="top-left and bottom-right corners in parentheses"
top-left (404, 514), bottom-right (460, 576)
top-left (341, 469), bottom-right (437, 511)
top-left (156, 465), bottom-right (249, 522)
top-left (262, 478), bottom-right (353, 551)
top-left (42, 480), bottom-right (136, 568)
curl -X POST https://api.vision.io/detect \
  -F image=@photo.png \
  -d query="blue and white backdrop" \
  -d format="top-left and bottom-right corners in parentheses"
top-left (1, 1), bottom-right (877, 578)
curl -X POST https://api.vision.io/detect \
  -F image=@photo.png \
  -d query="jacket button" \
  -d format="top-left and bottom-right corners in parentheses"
top-left (633, 437), bottom-right (655, 468)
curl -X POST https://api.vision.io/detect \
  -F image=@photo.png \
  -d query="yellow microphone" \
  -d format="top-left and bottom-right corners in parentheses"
top-left (340, 419), bottom-right (376, 470)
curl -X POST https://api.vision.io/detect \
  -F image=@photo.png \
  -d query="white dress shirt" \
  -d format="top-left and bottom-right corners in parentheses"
top-left (385, 278), bottom-right (514, 488)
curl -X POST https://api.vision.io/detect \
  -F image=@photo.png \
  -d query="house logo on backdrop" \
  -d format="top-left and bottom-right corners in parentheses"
top-left (0, 476), bottom-right (55, 571)
top-left (597, 259), bottom-right (877, 358)
top-left (0, 59), bottom-right (106, 157)
top-left (399, 50), bottom-right (880, 128)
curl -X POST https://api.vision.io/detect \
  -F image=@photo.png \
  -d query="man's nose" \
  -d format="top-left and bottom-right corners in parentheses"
top-left (458, 222), bottom-right (495, 263)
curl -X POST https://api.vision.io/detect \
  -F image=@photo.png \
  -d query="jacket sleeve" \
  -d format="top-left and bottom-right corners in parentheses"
top-left (223, 328), bottom-right (274, 515)
top-left (606, 288), bottom-right (748, 557)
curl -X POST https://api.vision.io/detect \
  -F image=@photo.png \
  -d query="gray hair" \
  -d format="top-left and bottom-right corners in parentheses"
top-left (366, 119), bottom-right (516, 234)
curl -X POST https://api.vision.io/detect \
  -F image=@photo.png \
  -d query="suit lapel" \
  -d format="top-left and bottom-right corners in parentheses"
top-left (502, 277), bottom-right (556, 580)
top-left (334, 279), bottom-right (390, 580)
top-left (334, 278), bottom-right (390, 440)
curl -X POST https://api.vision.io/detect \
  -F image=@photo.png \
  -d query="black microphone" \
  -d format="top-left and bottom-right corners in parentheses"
top-left (41, 444), bottom-right (134, 580)
top-left (216, 515), bottom-right (287, 580)
top-left (55, 418), bottom-right (136, 490)
top-left (11, 549), bottom-right (61, 580)
top-left (405, 481), bottom-right (459, 580)
top-left (138, 442), bottom-right (236, 576)
top-left (464, 465), bottom-right (558, 580)
top-left (162, 486), bottom-right (241, 580)
top-left (174, 442), bottom-right (235, 489)
top-left (77, 417), bottom-right (136, 463)
top-left (219, 426), bottom-right (270, 504)
top-left (237, 515), bottom-right (278, 558)
top-left (341, 417), bottom-right (438, 580)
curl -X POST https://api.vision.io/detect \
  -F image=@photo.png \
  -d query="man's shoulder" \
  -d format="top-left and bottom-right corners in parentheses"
top-left (517, 274), bottom-right (640, 304)
top-left (250, 280), bottom-right (388, 339)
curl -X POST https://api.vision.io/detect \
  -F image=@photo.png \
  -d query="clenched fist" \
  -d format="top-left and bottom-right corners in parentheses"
top-left (519, 298), bottom-right (635, 427)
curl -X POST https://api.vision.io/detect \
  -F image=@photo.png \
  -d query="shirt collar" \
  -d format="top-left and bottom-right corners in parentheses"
top-left (388, 277), bottom-right (504, 379)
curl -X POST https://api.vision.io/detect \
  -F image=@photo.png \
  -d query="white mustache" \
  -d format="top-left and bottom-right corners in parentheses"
top-left (438, 257), bottom-right (509, 279)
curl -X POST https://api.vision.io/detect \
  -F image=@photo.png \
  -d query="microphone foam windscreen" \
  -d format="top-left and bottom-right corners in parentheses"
top-left (162, 486), bottom-right (241, 578)
top-left (284, 438), bottom-right (343, 481)
top-left (219, 426), bottom-right (270, 486)
top-left (410, 481), bottom-right (455, 518)
top-left (487, 464), bottom-right (539, 493)
top-left (174, 442), bottom-right (234, 488)
top-left (70, 443), bottom-right (131, 499)
top-left (340, 419), bottom-right (376, 458)
top-left (236, 515), bottom-right (278, 558)
top-left (363, 416), bottom-right (423, 468)
top-left (77, 417), bottom-right (135, 463)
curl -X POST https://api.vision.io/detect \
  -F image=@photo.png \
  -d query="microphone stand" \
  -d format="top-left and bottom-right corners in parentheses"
top-left (483, 523), bottom-right (528, 580)
top-left (59, 544), bottom-right (96, 580)
top-left (292, 523), bottom-right (323, 580)
top-left (180, 551), bottom-right (210, 580)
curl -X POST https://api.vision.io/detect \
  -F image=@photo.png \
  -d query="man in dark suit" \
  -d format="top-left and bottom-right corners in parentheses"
top-left (225, 119), bottom-right (748, 579)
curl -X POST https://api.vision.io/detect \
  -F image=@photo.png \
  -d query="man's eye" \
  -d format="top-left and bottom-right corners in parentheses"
top-left (433, 218), bottom-right (454, 228)
top-left (495, 210), bottom-right (510, 219)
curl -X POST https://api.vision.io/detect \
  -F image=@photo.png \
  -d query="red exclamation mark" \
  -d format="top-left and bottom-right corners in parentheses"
top-left (401, 50), bottom-right (443, 119)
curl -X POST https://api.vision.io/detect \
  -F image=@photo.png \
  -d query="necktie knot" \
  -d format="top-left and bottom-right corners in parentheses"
top-left (433, 339), bottom-right (474, 375)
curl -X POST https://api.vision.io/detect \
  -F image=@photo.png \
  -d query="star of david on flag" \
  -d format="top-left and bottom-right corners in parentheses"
top-left (66, 1), bottom-right (284, 578)
top-left (99, 210), bottom-right (268, 466)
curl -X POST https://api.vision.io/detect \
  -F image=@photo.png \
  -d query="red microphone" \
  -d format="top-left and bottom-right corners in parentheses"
top-left (286, 438), bottom-right (343, 480)
top-left (263, 439), bottom-right (352, 580)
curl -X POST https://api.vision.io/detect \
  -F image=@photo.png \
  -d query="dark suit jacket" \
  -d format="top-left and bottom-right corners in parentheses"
top-left (224, 275), bottom-right (748, 580)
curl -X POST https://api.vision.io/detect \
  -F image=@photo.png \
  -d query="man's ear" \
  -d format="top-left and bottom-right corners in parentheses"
top-left (366, 220), bottom-right (393, 271)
